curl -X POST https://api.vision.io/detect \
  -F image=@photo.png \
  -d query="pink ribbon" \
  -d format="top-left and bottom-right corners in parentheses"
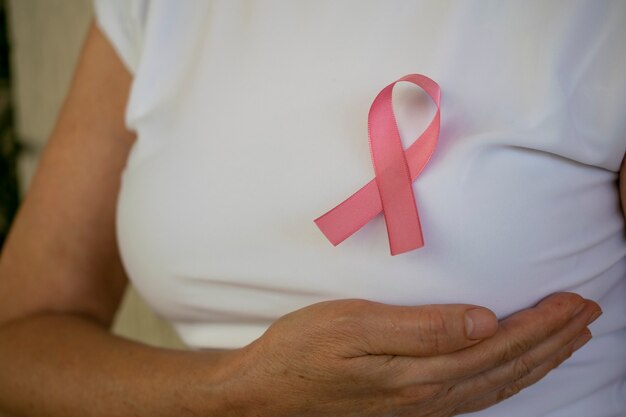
top-left (313, 74), bottom-right (441, 256)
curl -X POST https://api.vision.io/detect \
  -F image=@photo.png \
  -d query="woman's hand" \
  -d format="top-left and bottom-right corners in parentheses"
top-left (214, 292), bottom-right (600, 417)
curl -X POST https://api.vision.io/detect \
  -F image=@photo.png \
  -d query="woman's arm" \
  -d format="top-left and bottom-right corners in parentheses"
top-left (0, 22), bottom-right (234, 416)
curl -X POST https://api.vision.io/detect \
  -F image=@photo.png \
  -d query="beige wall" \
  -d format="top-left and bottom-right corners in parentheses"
top-left (7, 0), bottom-right (185, 349)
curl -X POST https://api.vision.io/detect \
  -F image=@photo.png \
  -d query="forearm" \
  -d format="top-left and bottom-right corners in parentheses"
top-left (0, 312), bottom-right (241, 416)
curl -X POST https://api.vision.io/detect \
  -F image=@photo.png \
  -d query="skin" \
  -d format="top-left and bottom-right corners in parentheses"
top-left (0, 21), bottom-right (613, 416)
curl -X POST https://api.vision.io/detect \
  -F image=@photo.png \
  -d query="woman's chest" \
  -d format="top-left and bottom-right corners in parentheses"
top-left (115, 0), bottom-right (626, 321)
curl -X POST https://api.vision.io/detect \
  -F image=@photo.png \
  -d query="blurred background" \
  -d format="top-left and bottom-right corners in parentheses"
top-left (0, 0), bottom-right (185, 349)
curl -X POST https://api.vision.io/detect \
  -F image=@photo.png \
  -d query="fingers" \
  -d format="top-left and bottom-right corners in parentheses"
top-left (334, 300), bottom-right (498, 358)
top-left (419, 292), bottom-right (598, 381)
top-left (446, 300), bottom-right (599, 404)
top-left (453, 328), bottom-right (593, 415)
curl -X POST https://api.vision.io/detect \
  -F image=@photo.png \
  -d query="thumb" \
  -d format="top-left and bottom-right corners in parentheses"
top-left (344, 301), bottom-right (498, 357)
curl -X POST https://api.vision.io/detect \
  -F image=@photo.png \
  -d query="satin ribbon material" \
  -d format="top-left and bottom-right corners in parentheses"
top-left (314, 74), bottom-right (441, 256)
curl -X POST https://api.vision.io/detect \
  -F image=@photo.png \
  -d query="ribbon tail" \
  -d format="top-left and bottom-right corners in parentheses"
top-left (313, 178), bottom-right (382, 246)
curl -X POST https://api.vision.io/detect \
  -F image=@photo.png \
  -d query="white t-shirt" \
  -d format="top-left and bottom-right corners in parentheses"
top-left (94, 1), bottom-right (626, 416)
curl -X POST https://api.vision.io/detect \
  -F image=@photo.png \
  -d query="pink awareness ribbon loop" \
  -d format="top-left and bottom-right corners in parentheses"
top-left (313, 74), bottom-right (441, 256)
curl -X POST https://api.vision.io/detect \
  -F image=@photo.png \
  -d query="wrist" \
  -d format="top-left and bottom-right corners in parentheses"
top-left (185, 344), bottom-right (263, 417)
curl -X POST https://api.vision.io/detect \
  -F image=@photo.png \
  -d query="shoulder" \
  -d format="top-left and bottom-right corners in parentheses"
top-left (91, 0), bottom-right (149, 75)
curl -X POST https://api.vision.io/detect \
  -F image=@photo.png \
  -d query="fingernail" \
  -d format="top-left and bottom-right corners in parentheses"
top-left (587, 309), bottom-right (602, 325)
top-left (465, 308), bottom-right (497, 339)
top-left (572, 332), bottom-right (592, 351)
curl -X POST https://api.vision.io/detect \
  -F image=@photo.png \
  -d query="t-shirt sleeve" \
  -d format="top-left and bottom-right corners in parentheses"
top-left (92, 0), bottom-right (144, 74)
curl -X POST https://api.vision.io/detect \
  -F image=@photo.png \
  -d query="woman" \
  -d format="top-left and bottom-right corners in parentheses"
top-left (0, 1), bottom-right (623, 416)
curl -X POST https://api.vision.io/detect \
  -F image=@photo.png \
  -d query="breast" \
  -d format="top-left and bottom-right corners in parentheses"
top-left (116, 78), bottom-right (626, 337)
top-left (114, 0), bottom-right (626, 348)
